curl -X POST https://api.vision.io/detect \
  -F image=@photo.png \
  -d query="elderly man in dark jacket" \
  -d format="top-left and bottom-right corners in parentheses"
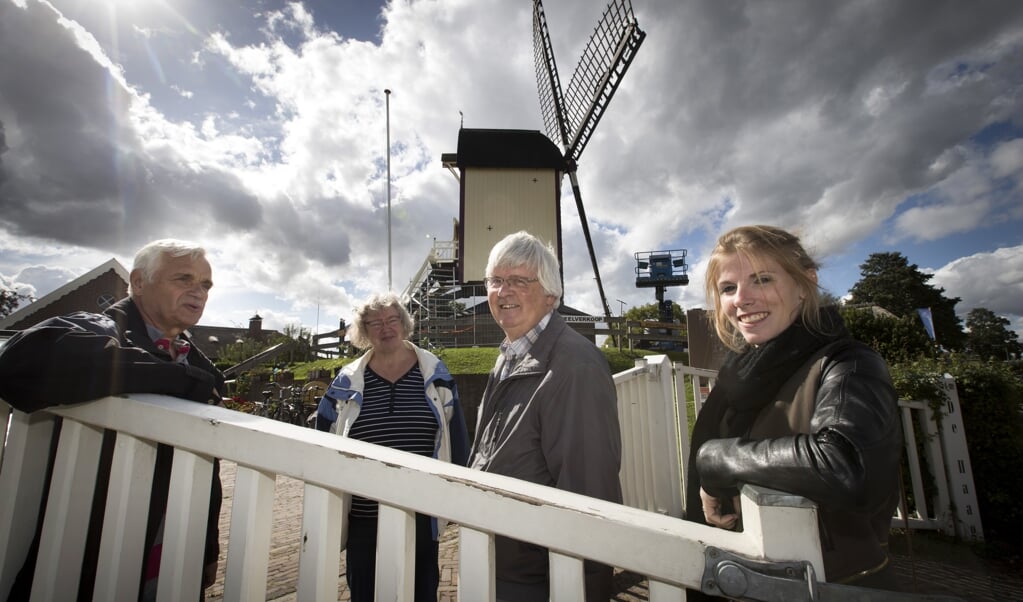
top-left (0, 238), bottom-right (225, 601)
top-left (469, 231), bottom-right (623, 602)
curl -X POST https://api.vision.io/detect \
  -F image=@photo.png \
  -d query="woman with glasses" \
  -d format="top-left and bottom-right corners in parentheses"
top-left (314, 292), bottom-right (470, 602)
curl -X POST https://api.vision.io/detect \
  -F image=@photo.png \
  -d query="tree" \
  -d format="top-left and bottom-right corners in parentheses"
top-left (840, 306), bottom-right (934, 364)
top-left (847, 252), bottom-right (965, 350)
top-left (0, 285), bottom-right (33, 319)
top-left (819, 289), bottom-right (844, 307)
top-left (623, 301), bottom-right (684, 323)
top-left (965, 307), bottom-right (1023, 360)
top-left (217, 337), bottom-right (268, 366)
top-left (281, 323), bottom-right (314, 363)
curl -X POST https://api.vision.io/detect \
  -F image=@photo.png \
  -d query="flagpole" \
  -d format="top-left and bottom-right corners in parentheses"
top-left (385, 88), bottom-right (392, 291)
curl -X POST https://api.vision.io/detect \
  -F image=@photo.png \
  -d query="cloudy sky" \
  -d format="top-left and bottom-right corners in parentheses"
top-left (1, 0), bottom-right (1022, 341)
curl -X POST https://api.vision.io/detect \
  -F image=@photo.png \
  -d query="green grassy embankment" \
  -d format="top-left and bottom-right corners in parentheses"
top-left (288, 346), bottom-right (684, 379)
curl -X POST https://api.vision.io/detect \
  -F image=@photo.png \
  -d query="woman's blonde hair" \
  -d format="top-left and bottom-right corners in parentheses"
top-left (704, 225), bottom-right (825, 351)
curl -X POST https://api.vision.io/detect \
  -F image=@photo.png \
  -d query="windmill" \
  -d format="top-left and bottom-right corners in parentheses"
top-left (533, 0), bottom-right (646, 321)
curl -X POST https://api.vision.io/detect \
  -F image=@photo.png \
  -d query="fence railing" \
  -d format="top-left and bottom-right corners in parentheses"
top-left (1, 354), bottom-right (981, 601)
top-left (613, 357), bottom-right (984, 541)
top-left (1, 392), bottom-right (832, 601)
top-left (596, 318), bottom-right (688, 351)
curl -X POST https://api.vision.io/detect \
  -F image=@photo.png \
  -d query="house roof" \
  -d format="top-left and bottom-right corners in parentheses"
top-left (0, 258), bottom-right (129, 329)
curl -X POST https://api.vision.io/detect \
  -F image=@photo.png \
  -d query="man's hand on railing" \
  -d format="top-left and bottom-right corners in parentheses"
top-left (208, 386), bottom-right (224, 405)
top-left (701, 487), bottom-right (741, 530)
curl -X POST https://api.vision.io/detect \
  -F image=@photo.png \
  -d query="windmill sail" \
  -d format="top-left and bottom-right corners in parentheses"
top-left (533, 0), bottom-right (570, 151)
top-left (532, 0), bottom-right (646, 321)
top-left (534, 0), bottom-right (645, 160)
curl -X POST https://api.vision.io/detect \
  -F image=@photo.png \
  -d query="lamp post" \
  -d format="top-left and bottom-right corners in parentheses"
top-left (615, 299), bottom-right (627, 349)
top-left (385, 88), bottom-right (392, 291)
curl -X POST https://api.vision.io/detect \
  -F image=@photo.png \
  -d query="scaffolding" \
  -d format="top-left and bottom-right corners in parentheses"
top-left (402, 239), bottom-right (488, 348)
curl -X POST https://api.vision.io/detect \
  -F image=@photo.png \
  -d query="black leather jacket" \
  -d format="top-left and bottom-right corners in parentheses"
top-left (696, 340), bottom-right (902, 584)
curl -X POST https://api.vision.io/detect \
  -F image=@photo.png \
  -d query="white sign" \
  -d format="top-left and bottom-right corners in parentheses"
top-left (562, 316), bottom-right (604, 323)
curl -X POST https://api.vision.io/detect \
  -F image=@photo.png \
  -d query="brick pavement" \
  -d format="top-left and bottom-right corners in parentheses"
top-left (204, 461), bottom-right (1023, 601)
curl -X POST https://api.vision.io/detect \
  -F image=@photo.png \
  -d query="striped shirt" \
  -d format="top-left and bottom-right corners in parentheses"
top-left (348, 364), bottom-right (438, 517)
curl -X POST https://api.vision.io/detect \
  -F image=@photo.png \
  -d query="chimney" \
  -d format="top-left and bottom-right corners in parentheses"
top-left (249, 314), bottom-right (263, 340)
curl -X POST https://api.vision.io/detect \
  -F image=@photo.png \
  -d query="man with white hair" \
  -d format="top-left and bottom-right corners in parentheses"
top-left (469, 231), bottom-right (623, 601)
top-left (0, 238), bottom-right (225, 600)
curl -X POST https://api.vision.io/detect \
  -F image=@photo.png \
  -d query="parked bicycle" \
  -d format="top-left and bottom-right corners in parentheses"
top-left (301, 382), bottom-right (325, 428)
top-left (252, 381), bottom-right (324, 428)
top-left (253, 383), bottom-right (278, 418)
top-left (271, 384), bottom-right (298, 425)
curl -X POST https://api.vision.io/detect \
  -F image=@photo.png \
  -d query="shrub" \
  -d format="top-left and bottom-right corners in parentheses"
top-left (842, 307), bottom-right (934, 363)
top-left (892, 356), bottom-right (1023, 552)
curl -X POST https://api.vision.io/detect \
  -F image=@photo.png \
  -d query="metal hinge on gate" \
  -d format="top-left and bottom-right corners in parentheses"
top-left (702, 547), bottom-right (965, 602)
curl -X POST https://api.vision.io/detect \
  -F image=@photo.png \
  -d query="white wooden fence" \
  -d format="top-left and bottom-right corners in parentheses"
top-left (614, 356), bottom-right (984, 541)
top-left (0, 393), bottom-right (829, 601)
top-left (0, 354), bottom-right (980, 601)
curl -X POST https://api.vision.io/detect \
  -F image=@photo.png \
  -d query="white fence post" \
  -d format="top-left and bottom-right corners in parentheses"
top-left (458, 526), bottom-right (495, 601)
top-left (615, 355), bottom-right (684, 517)
top-left (93, 433), bottom-right (157, 600)
top-left (674, 364), bottom-right (719, 512)
top-left (549, 552), bottom-right (585, 602)
top-left (224, 466), bottom-right (277, 602)
top-left (297, 483), bottom-right (344, 601)
top-left (157, 448), bottom-right (214, 602)
top-left (0, 407), bottom-right (56, 600)
top-left (740, 486), bottom-right (825, 579)
top-left (938, 374), bottom-right (984, 541)
top-left (32, 419), bottom-right (105, 601)
top-left (376, 503), bottom-right (415, 601)
top-left (616, 358), bottom-right (650, 511)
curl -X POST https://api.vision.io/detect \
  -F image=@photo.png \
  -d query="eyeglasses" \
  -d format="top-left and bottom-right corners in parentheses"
top-left (484, 276), bottom-right (539, 290)
top-left (364, 316), bottom-right (402, 330)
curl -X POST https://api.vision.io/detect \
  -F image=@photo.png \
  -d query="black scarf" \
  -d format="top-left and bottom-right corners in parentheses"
top-left (684, 306), bottom-right (848, 525)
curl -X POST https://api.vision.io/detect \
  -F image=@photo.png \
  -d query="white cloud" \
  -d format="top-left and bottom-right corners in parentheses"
top-left (990, 138), bottom-right (1023, 178)
top-left (894, 199), bottom-right (991, 242)
top-left (931, 245), bottom-right (1023, 330)
top-left (1, 0), bottom-right (1022, 334)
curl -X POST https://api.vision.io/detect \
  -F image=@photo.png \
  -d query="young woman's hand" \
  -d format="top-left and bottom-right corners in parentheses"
top-left (700, 487), bottom-right (741, 530)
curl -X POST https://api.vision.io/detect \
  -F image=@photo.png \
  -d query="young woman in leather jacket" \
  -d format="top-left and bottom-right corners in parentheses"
top-left (685, 225), bottom-right (903, 595)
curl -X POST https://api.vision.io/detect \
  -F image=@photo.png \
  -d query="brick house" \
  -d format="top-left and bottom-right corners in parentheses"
top-left (0, 258), bottom-right (129, 331)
